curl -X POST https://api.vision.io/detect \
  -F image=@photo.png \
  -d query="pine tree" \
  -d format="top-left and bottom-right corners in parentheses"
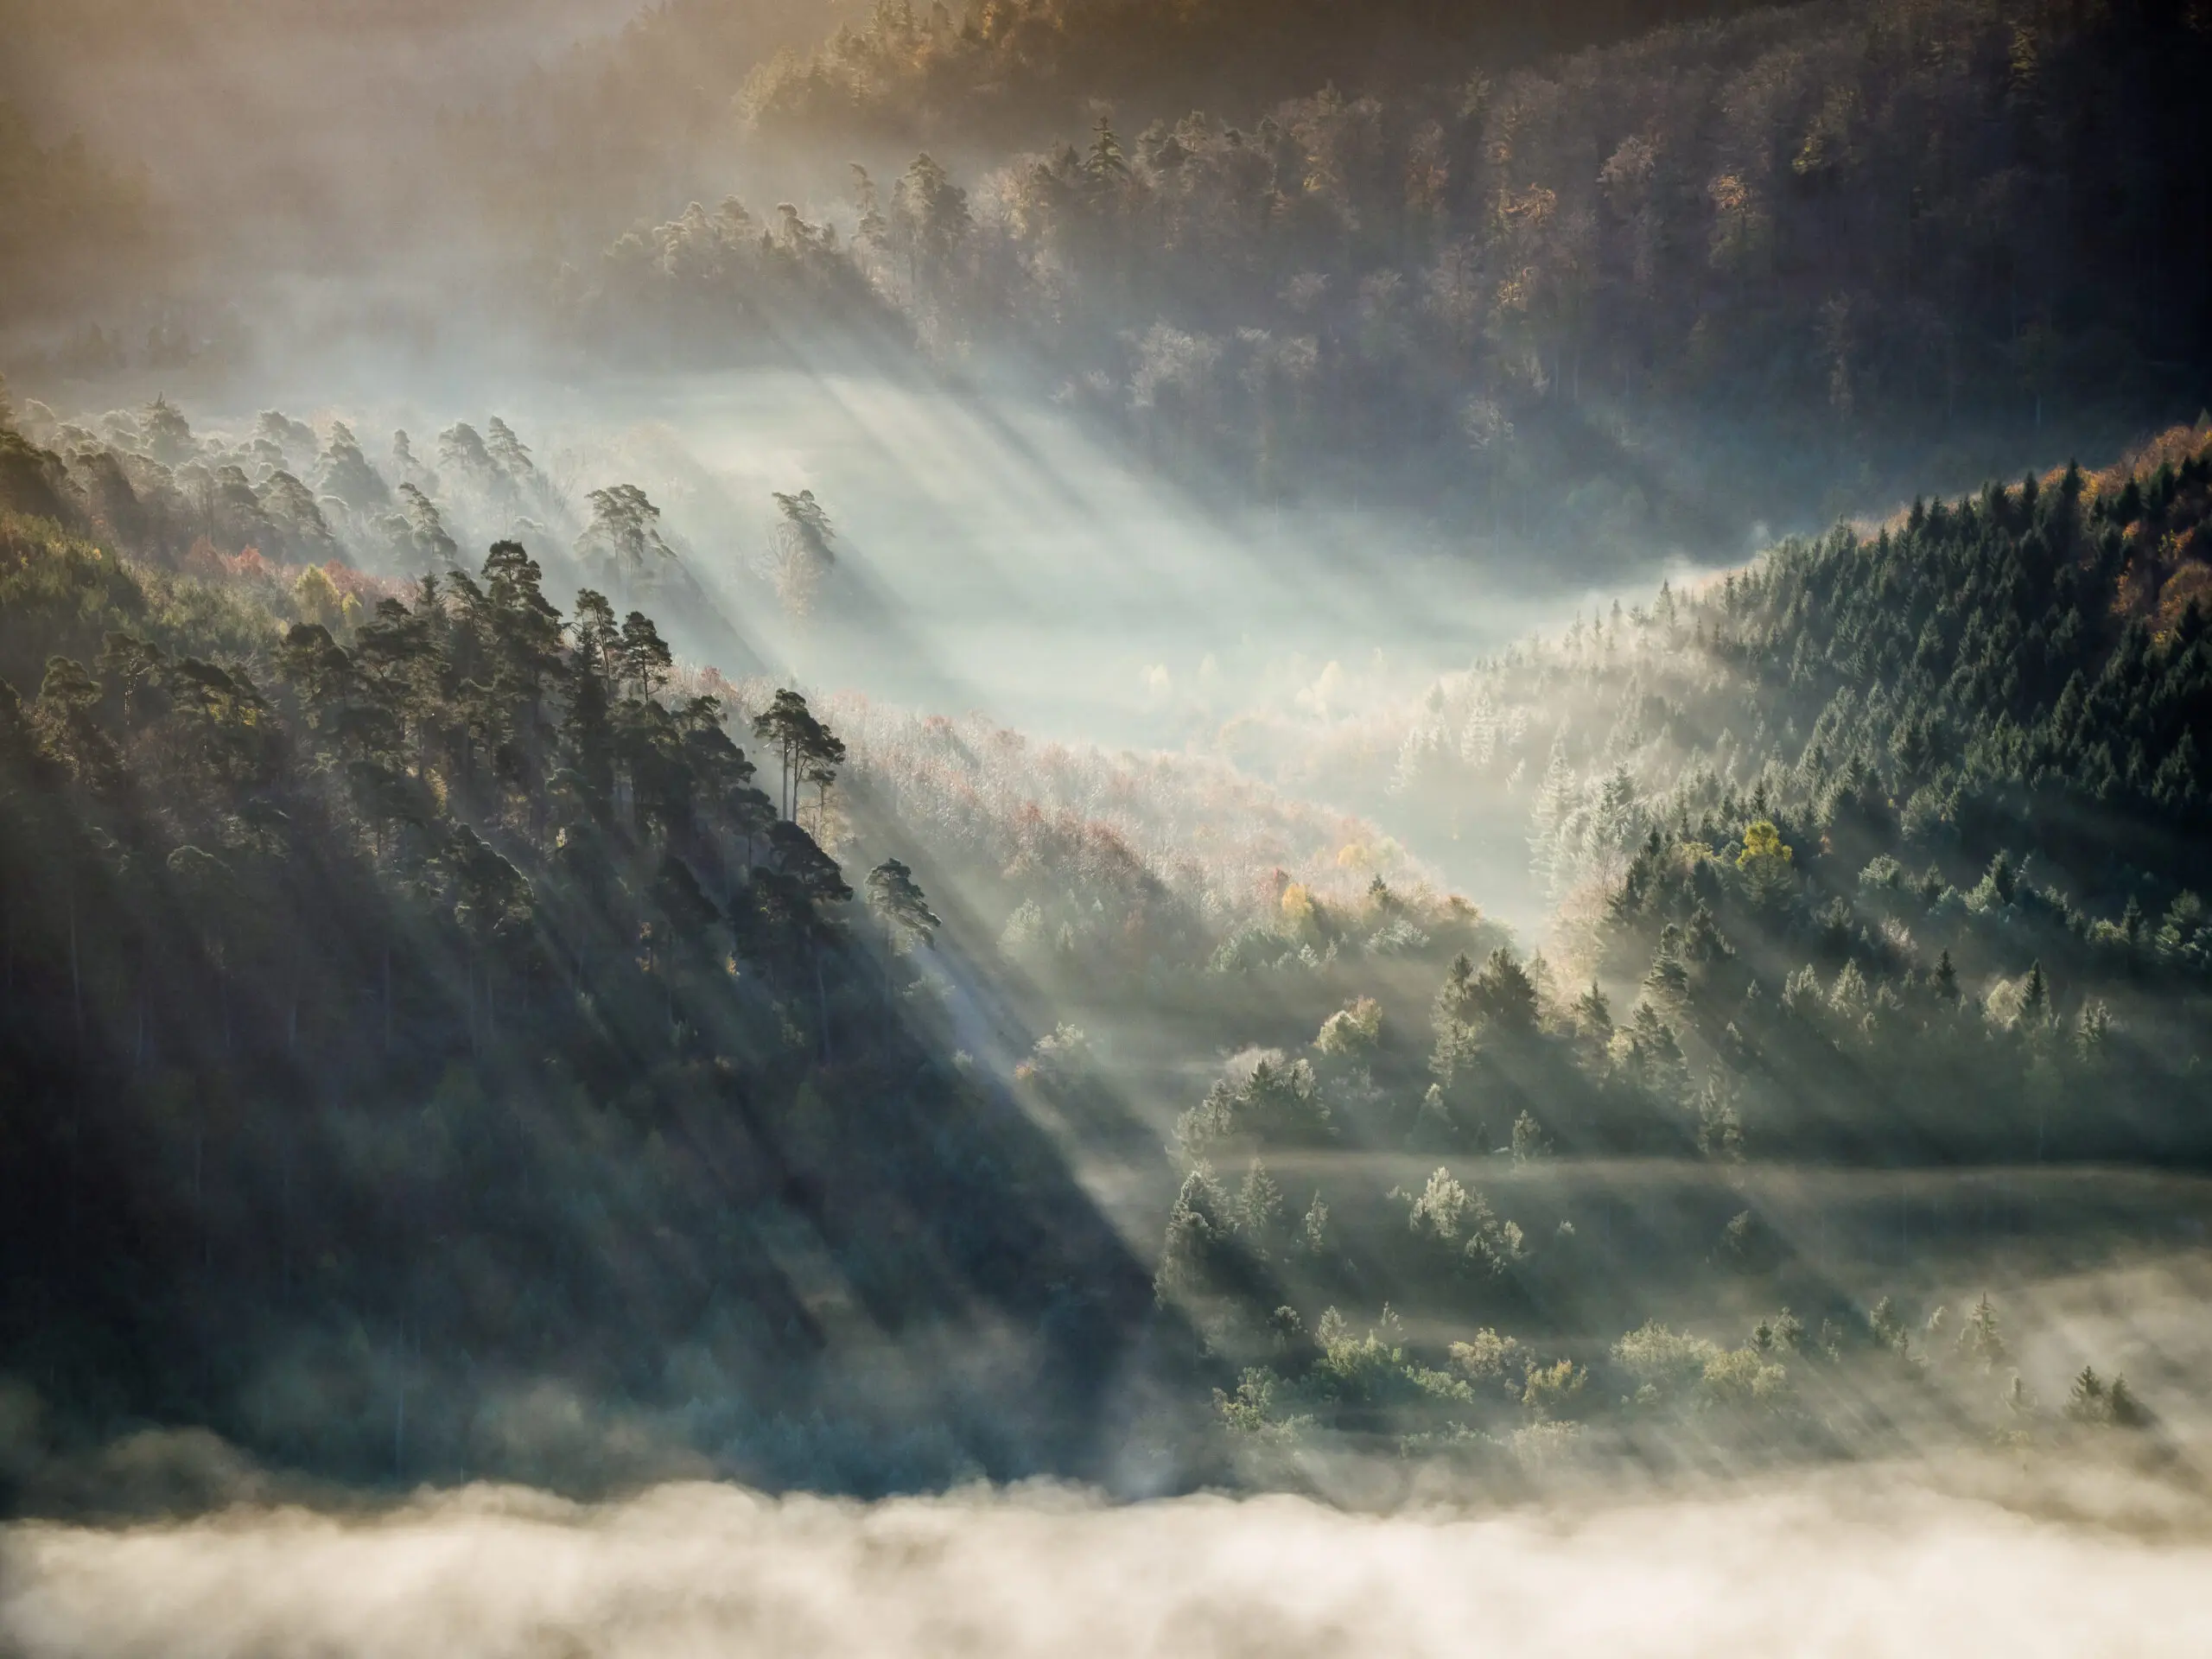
top-left (1297, 1191), bottom-right (1331, 1256)
top-left (1236, 1160), bottom-right (1284, 1247)
top-left (1964, 1293), bottom-right (2007, 1370)
top-left (2107, 1375), bottom-right (2149, 1428)
top-left (1932, 950), bottom-right (1961, 1004)
top-left (1643, 933), bottom-right (1690, 1008)
top-left (1986, 850), bottom-right (2018, 906)
top-left (1084, 117), bottom-right (1129, 193)
top-left (866, 857), bottom-right (940, 952)
top-left (2066, 1365), bottom-right (2107, 1423)
top-left (576, 484), bottom-right (672, 602)
top-left (1469, 945), bottom-right (1540, 1034)
top-left (752, 689), bottom-right (821, 821)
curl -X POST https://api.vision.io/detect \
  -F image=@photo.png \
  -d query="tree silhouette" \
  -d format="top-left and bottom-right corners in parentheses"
top-left (576, 483), bottom-right (673, 603)
top-left (867, 856), bottom-right (939, 952)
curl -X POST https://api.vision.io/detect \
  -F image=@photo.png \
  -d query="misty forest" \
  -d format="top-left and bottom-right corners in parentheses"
top-left (0, 1), bottom-right (2210, 1652)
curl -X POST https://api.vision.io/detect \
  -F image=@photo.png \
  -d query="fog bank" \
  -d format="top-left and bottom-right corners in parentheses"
top-left (7, 1466), bottom-right (2210, 1658)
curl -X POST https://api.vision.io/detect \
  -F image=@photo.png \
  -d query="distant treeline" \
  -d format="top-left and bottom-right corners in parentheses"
top-left (579, 0), bottom-right (2212, 564)
top-left (741, 0), bottom-right (1773, 143)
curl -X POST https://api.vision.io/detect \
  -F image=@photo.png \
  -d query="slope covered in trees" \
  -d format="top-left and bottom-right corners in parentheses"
top-left (25, 0), bottom-right (2208, 579)
top-left (0, 376), bottom-right (2203, 1502)
top-left (435, 0), bottom-right (1766, 256)
top-left (1119, 433), bottom-right (2212, 1469)
top-left (0, 395), bottom-right (1181, 1495)
top-left (739, 0), bottom-right (1770, 147)
top-left (1376, 428), bottom-right (2212, 1163)
top-left (575, 0), bottom-right (2212, 571)
top-left (0, 387), bottom-right (1511, 1498)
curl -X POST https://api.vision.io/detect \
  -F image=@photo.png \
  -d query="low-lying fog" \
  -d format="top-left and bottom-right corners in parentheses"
top-left (8, 1249), bottom-right (2209, 1656)
top-left (7, 1463), bottom-right (2208, 1659)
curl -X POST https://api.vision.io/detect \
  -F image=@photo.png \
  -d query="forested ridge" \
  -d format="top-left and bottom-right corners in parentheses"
top-left (537, 0), bottom-right (2212, 570)
top-left (20, 0), bottom-right (2209, 570)
top-left (442, 0), bottom-right (1764, 248)
top-left (1376, 428), bottom-right (2212, 1161)
top-left (739, 0), bottom-right (1771, 143)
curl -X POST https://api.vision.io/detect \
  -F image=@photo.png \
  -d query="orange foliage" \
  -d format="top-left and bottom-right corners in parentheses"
top-left (2153, 563), bottom-right (2212, 641)
top-left (173, 538), bottom-right (399, 613)
top-left (2086, 423), bottom-right (2212, 502)
top-left (715, 692), bottom-right (1422, 950)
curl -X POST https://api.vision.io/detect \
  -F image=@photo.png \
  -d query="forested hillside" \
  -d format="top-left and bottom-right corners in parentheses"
top-left (22, 0), bottom-right (2207, 573)
top-left (740, 0), bottom-right (1770, 145)
top-left (557, 0), bottom-right (2212, 570)
top-left (0, 385), bottom-right (1505, 1497)
top-left (0, 377), bottom-right (2200, 1498)
top-left (441, 0), bottom-right (1764, 251)
top-left (1379, 429), bottom-right (2212, 1160)
top-left (0, 388), bottom-right (1163, 1495)
top-left (1119, 429), bottom-right (2212, 1467)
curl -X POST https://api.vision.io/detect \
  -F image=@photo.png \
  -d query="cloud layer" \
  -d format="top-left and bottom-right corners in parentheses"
top-left (7, 1465), bottom-right (2210, 1659)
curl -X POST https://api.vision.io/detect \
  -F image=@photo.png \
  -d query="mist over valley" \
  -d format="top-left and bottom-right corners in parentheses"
top-left (2, 2), bottom-right (2210, 1651)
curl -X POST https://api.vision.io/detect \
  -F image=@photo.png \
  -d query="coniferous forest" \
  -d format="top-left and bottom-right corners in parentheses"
top-left (0, 2), bottom-right (2209, 1652)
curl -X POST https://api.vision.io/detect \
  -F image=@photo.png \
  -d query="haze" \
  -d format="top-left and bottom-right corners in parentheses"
top-left (1, 1), bottom-right (2209, 1652)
